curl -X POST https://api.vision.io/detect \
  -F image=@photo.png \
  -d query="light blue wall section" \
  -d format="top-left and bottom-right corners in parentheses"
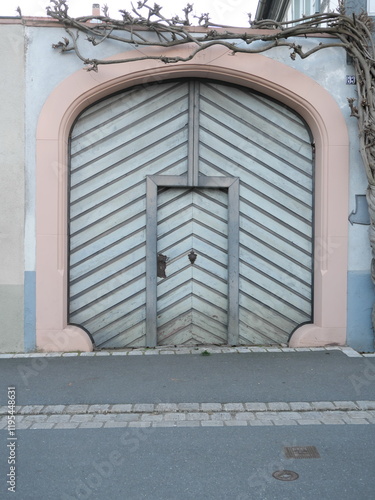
top-left (345, 0), bottom-right (367, 15)
top-left (24, 271), bottom-right (36, 351)
top-left (347, 271), bottom-right (374, 352)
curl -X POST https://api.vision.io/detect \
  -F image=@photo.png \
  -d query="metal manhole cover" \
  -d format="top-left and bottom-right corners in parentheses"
top-left (272, 470), bottom-right (299, 481)
top-left (284, 446), bottom-right (320, 459)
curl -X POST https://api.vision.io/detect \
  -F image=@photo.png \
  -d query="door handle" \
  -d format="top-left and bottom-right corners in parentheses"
top-left (157, 253), bottom-right (168, 278)
top-left (188, 250), bottom-right (197, 264)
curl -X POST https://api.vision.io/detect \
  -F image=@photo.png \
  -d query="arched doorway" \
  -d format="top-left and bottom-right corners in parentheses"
top-left (68, 79), bottom-right (314, 347)
top-left (36, 47), bottom-right (348, 352)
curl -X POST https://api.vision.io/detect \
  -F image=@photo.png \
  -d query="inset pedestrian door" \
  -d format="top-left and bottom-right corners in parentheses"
top-left (147, 176), bottom-right (239, 346)
top-left (69, 80), bottom-right (314, 348)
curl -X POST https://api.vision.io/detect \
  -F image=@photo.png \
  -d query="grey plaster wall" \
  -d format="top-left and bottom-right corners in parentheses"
top-left (0, 285), bottom-right (24, 352)
top-left (0, 23), bottom-right (25, 352)
top-left (0, 18), bottom-right (372, 351)
top-left (24, 28), bottom-right (370, 272)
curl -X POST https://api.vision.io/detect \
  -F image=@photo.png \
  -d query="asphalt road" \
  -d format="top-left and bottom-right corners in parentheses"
top-left (1, 351), bottom-right (375, 499)
top-left (1, 425), bottom-right (374, 500)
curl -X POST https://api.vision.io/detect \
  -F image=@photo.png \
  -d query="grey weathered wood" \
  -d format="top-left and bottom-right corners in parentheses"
top-left (228, 178), bottom-right (239, 346)
top-left (146, 177), bottom-right (158, 347)
top-left (188, 81), bottom-right (200, 187)
top-left (148, 174), bottom-right (237, 346)
top-left (70, 81), bottom-right (191, 347)
top-left (69, 79), bottom-right (313, 347)
top-left (198, 82), bottom-right (313, 345)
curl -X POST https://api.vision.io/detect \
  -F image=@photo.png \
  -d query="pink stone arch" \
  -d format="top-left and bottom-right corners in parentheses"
top-left (36, 45), bottom-right (348, 351)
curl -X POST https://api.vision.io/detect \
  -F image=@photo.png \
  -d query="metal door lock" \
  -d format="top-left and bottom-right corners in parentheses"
top-left (157, 253), bottom-right (168, 278)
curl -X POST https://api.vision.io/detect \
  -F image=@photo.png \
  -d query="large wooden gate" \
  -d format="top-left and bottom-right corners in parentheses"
top-left (69, 80), bottom-right (313, 347)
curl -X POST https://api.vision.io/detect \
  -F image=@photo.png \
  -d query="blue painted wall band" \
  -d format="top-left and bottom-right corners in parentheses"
top-left (347, 271), bottom-right (374, 353)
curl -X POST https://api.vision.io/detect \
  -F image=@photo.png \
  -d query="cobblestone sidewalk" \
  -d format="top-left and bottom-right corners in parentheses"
top-left (1, 401), bottom-right (375, 429)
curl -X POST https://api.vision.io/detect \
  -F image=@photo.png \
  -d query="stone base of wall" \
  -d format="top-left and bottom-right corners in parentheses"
top-left (0, 284), bottom-right (24, 353)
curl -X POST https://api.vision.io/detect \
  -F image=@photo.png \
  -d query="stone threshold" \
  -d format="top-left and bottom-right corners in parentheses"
top-left (0, 346), bottom-right (373, 358)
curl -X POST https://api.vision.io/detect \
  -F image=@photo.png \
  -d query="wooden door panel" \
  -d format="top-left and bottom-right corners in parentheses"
top-left (156, 187), bottom-right (229, 346)
top-left (69, 79), bottom-right (313, 347)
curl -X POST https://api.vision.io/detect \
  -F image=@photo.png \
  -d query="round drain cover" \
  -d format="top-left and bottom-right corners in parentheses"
top-left (272, 470), bottom-right (299, 481)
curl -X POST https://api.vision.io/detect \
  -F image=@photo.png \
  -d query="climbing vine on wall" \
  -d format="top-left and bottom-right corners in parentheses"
top-left (47, 0), bottom-right (375, 337)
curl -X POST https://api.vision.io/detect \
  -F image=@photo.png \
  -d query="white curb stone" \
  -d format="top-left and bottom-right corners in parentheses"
top-left (46, 415), bottom-right (71, 423)
top-left (111, 404), bottom-right (133, 412)
top-left (54, 423), bottom-right (80, 429)
top-left (30, 423), bottom-right (55, 429)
